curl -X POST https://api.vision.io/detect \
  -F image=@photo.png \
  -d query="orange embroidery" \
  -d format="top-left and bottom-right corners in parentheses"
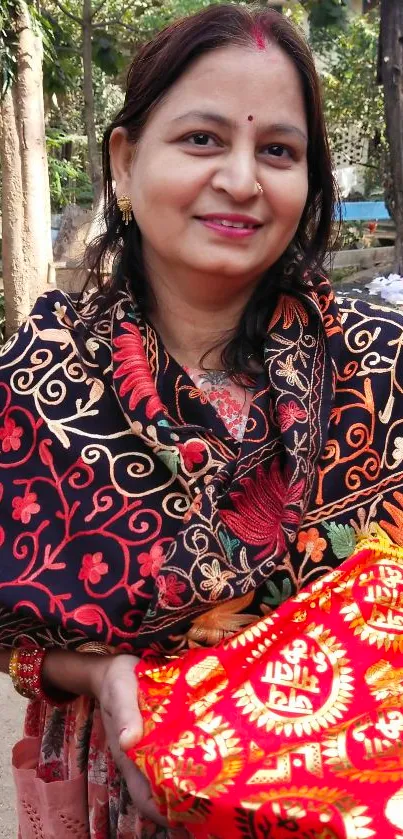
top-left (297, 527), bottom-right (327, 563)
top-left (380, 491), bottom-right (403, 546)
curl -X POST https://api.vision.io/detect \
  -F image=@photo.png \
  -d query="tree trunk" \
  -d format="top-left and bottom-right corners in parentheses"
top-left (380, 0), bottom-right (403, 272)
top-left (82, 0), bottom-right (102, 203)
top-left (0, 90), bottom-right (30, 335)
top-left (0, 1), bottom-right (52, 336)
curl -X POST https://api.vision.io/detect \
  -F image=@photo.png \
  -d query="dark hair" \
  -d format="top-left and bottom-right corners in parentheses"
top-left (82, 3), bottom-right (338, 377)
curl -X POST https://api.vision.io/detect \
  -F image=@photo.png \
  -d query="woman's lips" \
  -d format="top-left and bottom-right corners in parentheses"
top-left (195, 216), bottom-right (262, 239)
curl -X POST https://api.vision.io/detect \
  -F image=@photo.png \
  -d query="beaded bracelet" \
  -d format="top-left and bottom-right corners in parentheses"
top-left (9, 647), bottom-right (47, 701)
top-left (9, 643), bottom-right (115, 705)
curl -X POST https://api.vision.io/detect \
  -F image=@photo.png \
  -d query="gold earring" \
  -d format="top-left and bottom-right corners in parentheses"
top-left (255, 181), bottom-right (263, 195)
top-left (117, 195), bottom-right (133, 225)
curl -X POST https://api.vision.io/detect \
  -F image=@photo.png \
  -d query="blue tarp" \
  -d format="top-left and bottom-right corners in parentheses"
top-left (340, 201), bottom-right (391, 222)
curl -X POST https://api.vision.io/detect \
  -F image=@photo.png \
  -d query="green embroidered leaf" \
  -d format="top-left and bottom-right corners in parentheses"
top-left (323, 522), bottom-right (356, 559)
top-left (219, 530), bottom-right (240, 559)
top-left (158, 449), bottom-right (179, 475)
top-left (262, 577), bottom-right (292, 608)
top-left (157, 419), bottom-right (170, 427)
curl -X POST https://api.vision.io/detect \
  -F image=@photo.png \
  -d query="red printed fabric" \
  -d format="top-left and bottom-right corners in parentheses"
top-left (129, 530), bottom-right (403, 839)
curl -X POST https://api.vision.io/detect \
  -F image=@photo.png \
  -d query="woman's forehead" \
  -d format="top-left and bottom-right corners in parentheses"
top-left (146, 45), bottom-right (307, 128)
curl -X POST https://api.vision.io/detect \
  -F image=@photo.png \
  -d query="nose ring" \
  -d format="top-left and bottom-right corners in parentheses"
top-left (255, 181), bottom-right (263, 195)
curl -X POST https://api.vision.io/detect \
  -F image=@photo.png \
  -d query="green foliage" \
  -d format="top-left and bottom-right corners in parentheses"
top-left (1, 0), bottom-right (59, 97)
top-left (42, 9), bottom-right (81, 96)
top-left (134, 0), bottom-right (224, 39)
top-left (1, 0), bottom-right (21, 97)
top-left (307, 0), bottom-right (348, 42)
top-left (322, 10), bottom-right (385, 197)
top-left (320, 11), bottom-right (383, 151)
top-left (46, 129), bottom-right (93, 210)
top-left (287, 4), bottom-right (384, 199)
top-left (92, 30), bottom-right (126, 75)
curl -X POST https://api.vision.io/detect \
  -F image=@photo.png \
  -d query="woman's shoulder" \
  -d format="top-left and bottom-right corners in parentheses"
top-left (335, 294), bottom-right (403, 417)
top-left (0, 286), bottom-right (130, 372)
top-left (337, 292), bottom-right (403, 325)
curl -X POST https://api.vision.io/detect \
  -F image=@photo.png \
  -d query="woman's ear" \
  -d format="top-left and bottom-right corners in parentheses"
top-left (109, 127), bottom-right (134, 195)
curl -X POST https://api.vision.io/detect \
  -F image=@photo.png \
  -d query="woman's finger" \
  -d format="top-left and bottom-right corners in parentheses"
top-left (119, 755), bottom-right (168, 826)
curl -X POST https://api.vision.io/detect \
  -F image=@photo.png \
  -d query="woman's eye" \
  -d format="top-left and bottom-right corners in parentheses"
top-left (185, 133), bottom-right (217, 147)
top-left (263, 144), bottom-right (292, 159)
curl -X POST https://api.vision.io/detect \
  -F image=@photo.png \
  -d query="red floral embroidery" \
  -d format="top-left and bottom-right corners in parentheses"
top-left (0, 416), bottom-right (23, 452)
top-left (12, 492), bottom-right (40, 524)
top-left (277, 400), bottom-right (308, 433)
top-left (220, 458), bottom-right (305, 557)
top-left (113, 321), bottom-right (164, 418)
top-left (79, 552), bottom-right (109, 585)
top-left (156, 573), bottom-right (186, 607)
top-left (178, 440), bottom-right (206, 471)
top-left (138, 541), bottom-right (165, 578)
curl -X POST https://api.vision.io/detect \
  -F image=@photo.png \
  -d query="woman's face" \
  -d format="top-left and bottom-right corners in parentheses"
top-left (112, 44), bottom-right (309, 291)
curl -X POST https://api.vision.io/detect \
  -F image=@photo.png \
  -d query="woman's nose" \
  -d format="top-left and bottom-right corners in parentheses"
top-left (211, 149), bottom-right (259, 202)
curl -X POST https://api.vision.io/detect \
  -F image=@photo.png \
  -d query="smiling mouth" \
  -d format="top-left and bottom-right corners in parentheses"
top-left (195, 217), bottom-right (262, 230)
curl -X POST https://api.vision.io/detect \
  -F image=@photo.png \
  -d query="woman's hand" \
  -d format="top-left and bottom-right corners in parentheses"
top-left (90, 654), bottom-right (168, 827)
top-left (42, 648), bottom-right (167, 826)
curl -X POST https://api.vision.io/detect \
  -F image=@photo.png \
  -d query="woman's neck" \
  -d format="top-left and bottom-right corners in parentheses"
top-left (147, 271), bottom-right (255, 370)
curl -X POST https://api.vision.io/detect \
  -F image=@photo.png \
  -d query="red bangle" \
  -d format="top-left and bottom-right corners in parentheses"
top-left (9, 647), bottom-right (47, 701)
top-left (9, 647), bottom-right (73, 707)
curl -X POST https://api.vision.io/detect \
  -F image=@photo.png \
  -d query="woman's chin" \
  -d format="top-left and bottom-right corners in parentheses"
top-left (184, 257), bottom-right (266, 282)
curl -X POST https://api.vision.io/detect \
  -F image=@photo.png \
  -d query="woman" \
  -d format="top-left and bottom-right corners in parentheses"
top-left (0, 4), bottom-right (402, 837)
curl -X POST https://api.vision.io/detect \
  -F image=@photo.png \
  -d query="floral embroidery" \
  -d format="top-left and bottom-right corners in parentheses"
top-left (0, 281), bottom-right (402, 657)
top-left (276, 354), bottom-right (305, 389)
top-left (220, 459), bottom-right (305, 559)
top-left (0, 416), bottom-right (23, 452)
top-left (182, 493), bottom-right (202, 524)
top-left (11, 492), bottom-right (40, 524)
top-left (200, 558), bottom-right (236, 599)
top-left (138, 542), bottom-right (166, 578)
top-left (178, 440), bottom-right (206, 471)
top-left (277, 400), bottom-right (307, 432)
top-left (156, 573), bottom-right (186, 608)
top-left (2, 279), bottom-right (403, 838)
top-left (78, 552), bottom-right (109, 585)
top-left (113, 321), bottom-right (163, 419)
top-left (297, 527), bottom-right (327, 563)
top-left (380, 491), bottom-right (403, 546)
top-left (269, 294), bottom-right (309, 330)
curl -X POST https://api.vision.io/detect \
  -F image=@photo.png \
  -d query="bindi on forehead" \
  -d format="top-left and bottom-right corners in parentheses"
top-left (251, 24), bottom-right (267, 52)
top-left (247, 115), bottom-right (253, 122)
